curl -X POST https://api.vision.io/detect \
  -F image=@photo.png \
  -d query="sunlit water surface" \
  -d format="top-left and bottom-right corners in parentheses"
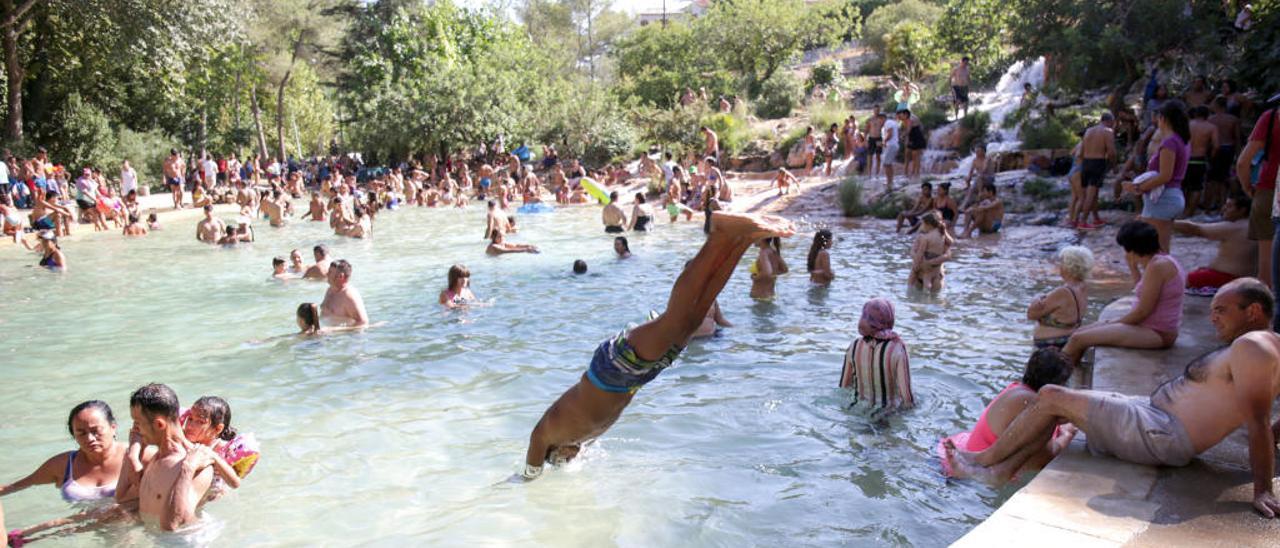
top-left (0, 204), bottom-right (1108, 546)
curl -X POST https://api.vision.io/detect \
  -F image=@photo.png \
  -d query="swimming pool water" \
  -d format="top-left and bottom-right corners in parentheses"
top-left (0, 204), bottom-right (1109, 546)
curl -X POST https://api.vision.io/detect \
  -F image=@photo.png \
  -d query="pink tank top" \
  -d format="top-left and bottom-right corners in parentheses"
top-left (1135, 254), bottom-right (1185, 334)
top-left (963, 382), bottom-right (1027, 451)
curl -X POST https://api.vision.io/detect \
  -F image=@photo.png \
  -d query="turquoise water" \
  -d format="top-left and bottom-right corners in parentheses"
top-left (0, 204), bottom-right (1099, 546)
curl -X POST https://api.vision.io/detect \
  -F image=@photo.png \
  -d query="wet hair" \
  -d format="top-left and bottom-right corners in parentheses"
top-left (614, 236), bottom-right (630, 254)
top-left (447, 264), bottom-right (470, 291)
top-left (634, 193), bottom-right (645, 204)
top-left (1058, 245), bottom-right (1094, 281)
top-left (130, 383), bottom-right (180, 421)
top-left (191, 396), bottom-right (236, 441)
top-left (128, 214), bottom-right (140, 224)
top-left (148, 212), bottom-right (158, 223)
top-left (573, 259), bottom-right (588, 274)
top-left (225, 225), bottom-right (236, 236)
top-left (920, 181), bottom-right (933, 191)
top-left (1116, 220), bottom-right (1160, 256)
top-left (314, 244), bottom-right (329, 258)
top-left (331, 258), bottom-right (352, 276)
top-left (939, 182), bottom-right (951, 193)
top-left (982, 182), bottom-right (997, 195)
top-left (1156, 100), bottom-right (1191, 142)
top-left (609, 191), bottom-right (619, 202)
top-left (807, 229), bottom-right (833, 272)
top-left (921, 210), bottom-right (943, 229)
top-left (1021, 348), bottom-right (1072, 391)
top-left (67, 400), bottom-right (116, 437)
top-left (297, 302), bottom-right (321, 333)
top-left (273, 256), bottom-right (285, 267)
top-left (764, 236), bottom-right (782, 253)
top-left (1221, 278), bottom-right (1275, 320)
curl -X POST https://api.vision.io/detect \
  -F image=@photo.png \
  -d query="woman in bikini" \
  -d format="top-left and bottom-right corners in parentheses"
top-left (1027, 246), bottom-right (1094, 349)
top-left (749, 237), bottom-right (789, 299)
top-left (802, 126), bottom-right (817, 177)
top-left (0, 401), bottom-right (125, 503)
top-left (909, 212), bottom-right (952, 291)
top-left (807, 229), bottom-right (835, 285)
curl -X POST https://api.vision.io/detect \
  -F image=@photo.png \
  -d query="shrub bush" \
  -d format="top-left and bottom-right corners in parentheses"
top-left (756, 73), bottom-right (803, 119)
top-left (884, 20), bottom-right (944, 80)
top-left (958, 110), bottom-right (991, 151)
top-left (808, 95), bottom-right (852, 133)
top-left (807, 59), bottom-right (842, 93)
top-left (863, 0), bottom-right (943, 60)
top-left (839, 176), bottom-right (867, 216)
top-left (700, 112), bottom-right (751, 157)
top-left (1021, 176), bottom-right (1070, 200)
top-left (839, 176), bottom-right (912, 218)
top-left (917, 105), bottom-right (950, 130)
top-left (1020, 116), bottom-right (1079, 150)
top-left (45, 93), bottom-right (115, 171)
top-left (582, 115), bottom-right (639, 166)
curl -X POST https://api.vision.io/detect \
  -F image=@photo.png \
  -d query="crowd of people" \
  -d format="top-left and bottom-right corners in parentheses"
top-left (5, 58), bottom-right (1280, 542)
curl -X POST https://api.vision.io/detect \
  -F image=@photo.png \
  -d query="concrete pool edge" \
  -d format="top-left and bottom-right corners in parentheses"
top-left (954, 295), bottom-right (1280, 547)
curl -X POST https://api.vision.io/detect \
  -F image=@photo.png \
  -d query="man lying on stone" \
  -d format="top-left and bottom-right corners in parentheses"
top-left (944, 278), bottom-right (1280, 518)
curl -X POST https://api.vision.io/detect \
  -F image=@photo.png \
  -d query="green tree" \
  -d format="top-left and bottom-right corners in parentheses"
top-left (883, 21), bottom-right (943, 80)
top-left (611, 20), bottom-right (736, 108)
top-left (862, 0), bottom-right (942, 60)
top-left (937, 0), bottom-right (1009, 82)
top-left (701, 0), bottom-right (849, 97)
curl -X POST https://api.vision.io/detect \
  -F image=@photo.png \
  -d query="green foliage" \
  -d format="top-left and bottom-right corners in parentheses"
top-left (839, 176), bottom-right (910, 218)
top-left (630, 105), bottom-right (703, 157)
top-left (1021, 177), bottom-right (1069, 201)
top-left (936, 0), bottom-right (1009, 83)
top-left (756, 73), bottom-right (804, 119)
top-left (45, 94), bottom-right (115, 171)
top-left (700, 113), bottom-right (750, 157)
top-left (112, 128), bottom-right (173, 191)
top-left (611, 21), bottom-right (737, 108)
top-left (863, 0), bottom-right (943, 60)
top-left (809, 96), bottom-right (852, 133)
top-left (778, 126), bottom-right (810, 155)
top-left (1005, 0), bottom-right (1221, 91)
top-left (807, 59), bottom-right (843, 93)
top-left (917, 105), bottom-right (949, 131)
top-left (958, 110), bottom-right (991, 151)
top-left (1020, 117), bottom-right (1079, 150)
top-left (839, 176), bottom-right (867, 216)
top-left (1237, 5), bottom-right (1280, 94)
top-left (883, 21), bottom-right (944, 80)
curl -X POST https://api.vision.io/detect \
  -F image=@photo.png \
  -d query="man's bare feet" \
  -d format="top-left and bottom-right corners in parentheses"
top-left (709, 212), bottom-right (796, 241)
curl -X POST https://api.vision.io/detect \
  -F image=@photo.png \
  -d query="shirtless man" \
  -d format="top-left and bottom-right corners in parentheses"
top-left (864, 106), bottom-right (885, 176)
top-left (195, 205), bottom-right (224, 243)
top-left (1175, 195), bottom-right (1256, 291)
top-left (950, 57), bottom-right (971, 117)
top-left (486, 230), bottom-right (539, 256)
top-left (262, 190), bottom-right (286, 227)
top-left (1184, 106), bottom-right (1220, 217)
top-left (320, 259), bottom-right (369, 327)
top-left (701, 126), bottom-right (719, 164)
top-left (945, 278), bottom-right (1280, 518)
top-left (303, 244), bottom-right (331, 280)
top-left (959, 182), bottom-right (1005, 238)
top-left (896, 182), bottom-right (933, 233)
top-left (602, 191), bottom-right (627, 234)
top-left (521, 212), bottom-right (795, 480)
top-left (484, 200), bottom-right (511, 240)
top-left (308, 192), bottom-right (326, 221)
top-left (163, 149), bottom-right (185, 210)
top-left (1206, 97), bottom-right (1242, 210)
top-left (114, 384), bottom-right (214, 531)
top-left (1074, 113), bottom-right (1116, 229)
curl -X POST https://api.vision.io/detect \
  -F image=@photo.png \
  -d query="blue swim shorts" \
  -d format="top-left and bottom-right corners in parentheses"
top-left (586, 331), bottom-right (683, 394)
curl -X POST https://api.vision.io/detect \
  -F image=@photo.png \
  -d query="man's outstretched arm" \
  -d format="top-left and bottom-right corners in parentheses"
top-left (1229, 336), bottom-right (1280, 517)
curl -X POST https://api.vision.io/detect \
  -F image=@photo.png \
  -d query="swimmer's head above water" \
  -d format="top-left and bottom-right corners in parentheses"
top-left (184, 395), bottom-right (237, 444)
top-left (297, 302), bottom-right (321, 334)
top-left (573, 260), bottom-right (588, 275)
top-left (614, 237), bottom-right (630, 257)
top-left (129, 383), bottom-right (180, 446)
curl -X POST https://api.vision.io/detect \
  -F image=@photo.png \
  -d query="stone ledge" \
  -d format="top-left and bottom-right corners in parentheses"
top-left (953, 294), bottom-right (1280, 547)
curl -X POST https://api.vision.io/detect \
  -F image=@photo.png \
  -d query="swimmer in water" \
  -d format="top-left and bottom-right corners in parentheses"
top-left (181, 396), bottom-right (254, 499)
top-left (288, 249), bottom-right (305, 275)
top-left (320, 259), bottom-right (370, 327)
top-left (303, 244), bottom-right (331, 280)
top-left (749, 237), bottom-right (788, 299)
top-left (909, 211), bottom-right (953, 291)
top-left (573, 260), bottom-right (588, 274)
top-left (614, 236), bottom-right (631, 259)
top-left (520, 212), bottom-right (795, 480)
top-left (439, 264), bottom-right (478, 308)
top-left (486, 230), bottom-right (539, 255)
top-left (807, 229), bottom-right (835, 285)
top-left (297, 303), bottom-right (322, 334)
top-left (271, 257), bottom-right (290, 279)
top-left (628, 193), bottom-right (653, 232)
top-left (217, 225), bottom-right (239, 246)
top-left (662, 193), bottom-right (695, 223)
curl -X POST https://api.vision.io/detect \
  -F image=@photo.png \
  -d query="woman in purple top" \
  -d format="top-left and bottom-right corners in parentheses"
top-left (1062, 221), bottom-right (1185, 367)
top-left (1124, 101), bottom-right (1191, 253)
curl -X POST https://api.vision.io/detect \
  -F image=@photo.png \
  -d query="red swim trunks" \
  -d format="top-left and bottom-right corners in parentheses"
top-left (1186, 267), bottom-right (1239, 290)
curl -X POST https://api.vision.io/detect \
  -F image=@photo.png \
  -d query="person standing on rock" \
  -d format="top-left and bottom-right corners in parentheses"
top-left (701, 126), bottom-right (719, 166)
top-left (1073, 113), bottom-right (1117, 229)
top-left (864, 106), bottom-right (885, 177)
top-left (950, 57), bottom-right (971, 118)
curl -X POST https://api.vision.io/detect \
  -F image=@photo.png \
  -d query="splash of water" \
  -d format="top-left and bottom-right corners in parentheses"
top-left (937, 57), bottom-right (1047, 178)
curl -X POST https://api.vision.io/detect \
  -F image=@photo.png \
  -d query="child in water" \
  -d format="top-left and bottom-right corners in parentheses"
top-left (180, 396), bottom-right (259, 499)
top-left (909, 211), bottom-right (953, 291)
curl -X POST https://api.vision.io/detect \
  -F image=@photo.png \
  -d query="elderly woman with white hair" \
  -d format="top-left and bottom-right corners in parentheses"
top-left (1027, 246), bottom-right (1094, 349)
